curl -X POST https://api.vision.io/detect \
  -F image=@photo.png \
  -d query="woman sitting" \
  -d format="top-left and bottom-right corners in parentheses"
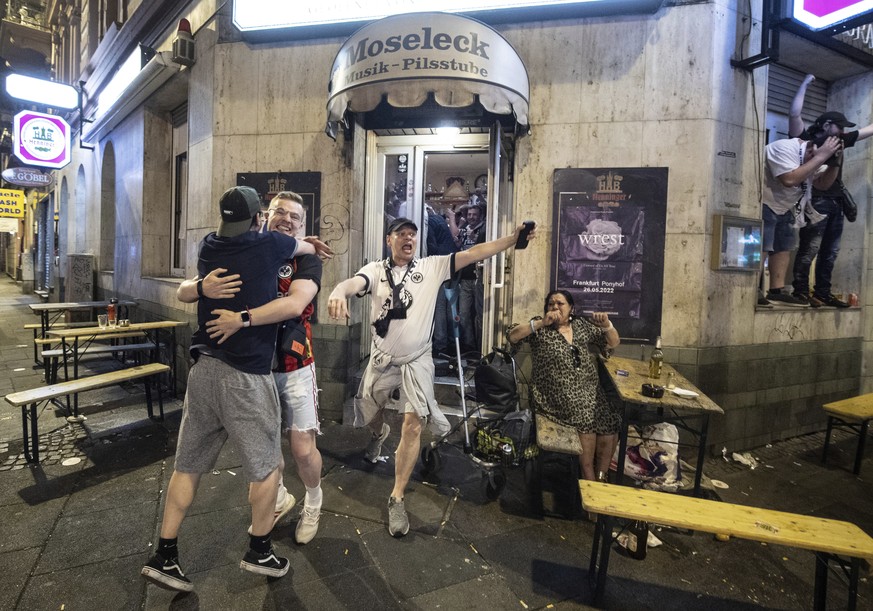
top-left (508, 290), bottom-right (620, 481)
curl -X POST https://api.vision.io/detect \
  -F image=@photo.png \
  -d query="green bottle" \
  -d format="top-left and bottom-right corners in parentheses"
top-left (648, 336), bottom-right (663, 380)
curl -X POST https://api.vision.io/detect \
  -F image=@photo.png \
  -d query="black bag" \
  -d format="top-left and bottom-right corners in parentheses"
top-left (280, 320), bottom-right (308, 360)
top-left (474, 349), bottom-right (518, 412)
top-left (841, 185), bottom-right (858, 223)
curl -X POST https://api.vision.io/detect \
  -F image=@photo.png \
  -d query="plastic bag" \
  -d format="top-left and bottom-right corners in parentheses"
top-left (610, 422), bottom-right (682, 491)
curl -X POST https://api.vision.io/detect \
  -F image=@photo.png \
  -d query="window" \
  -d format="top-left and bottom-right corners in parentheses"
top-left (170, 105), bottom-right (188, 276)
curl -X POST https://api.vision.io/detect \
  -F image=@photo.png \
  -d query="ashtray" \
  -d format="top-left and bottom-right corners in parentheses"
top-left (641, 383), bottom-right (665, 398)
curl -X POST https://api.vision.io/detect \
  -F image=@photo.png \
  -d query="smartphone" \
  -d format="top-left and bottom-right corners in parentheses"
top-left (514, 221), bottom-right (535, 250)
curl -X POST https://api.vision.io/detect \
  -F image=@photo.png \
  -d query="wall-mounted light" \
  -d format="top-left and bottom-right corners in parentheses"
top-left (84, 49), bottom-right (181, 144)
top-left (5, 74), bottom-right (79, 109)
top-left (97, 44), bottom-right (156, 114)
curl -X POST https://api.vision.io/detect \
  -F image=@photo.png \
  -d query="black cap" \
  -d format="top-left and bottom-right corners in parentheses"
top-left (386, 217), bottom-right (418, 235)
top-left (217, 186), bottom-right (261, 237)
top-left (815, 111), bottom-right (856, 129)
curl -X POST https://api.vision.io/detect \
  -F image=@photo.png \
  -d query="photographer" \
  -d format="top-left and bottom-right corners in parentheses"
top-left (789, 75), bottom-right (873, 307)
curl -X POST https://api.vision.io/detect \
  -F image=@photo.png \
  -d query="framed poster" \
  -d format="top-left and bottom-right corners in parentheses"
top-left (711, 215), bottom-right (762, 271)
top-left (552, 168), bottom-right (668, 342)
top-left (236, 171), bottom-right (321, 237)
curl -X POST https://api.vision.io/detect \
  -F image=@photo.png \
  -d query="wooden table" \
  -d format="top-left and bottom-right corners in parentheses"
top-left (604, 356), bottom-right (724, 496)
top-left (29, 300), bottom-right (137, 339)
top-left (48, 321), bottom-right (186, 410)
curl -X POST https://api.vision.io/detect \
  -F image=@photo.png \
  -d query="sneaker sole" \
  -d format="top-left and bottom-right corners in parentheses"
top-left (141, 566), bottom-right (194, 592)
top-left (388, 524), bottom-right (409, 537)
top-left (239, 559), bottom-right (290, 578)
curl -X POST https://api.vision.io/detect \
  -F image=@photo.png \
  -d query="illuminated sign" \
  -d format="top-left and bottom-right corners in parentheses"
top-left (13, 111), bottom-right (71, 169)
top-left (2, 167), bottom-right (54, 188)
top-left (233, 1), bottom-right (665, 39)
top-left (792, 0), bottom-right (873, 31)
top-left (0, 189), bottom-right (26, 218)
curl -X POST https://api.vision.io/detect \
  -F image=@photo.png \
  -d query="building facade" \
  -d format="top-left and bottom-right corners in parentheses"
top-left (5, 0), bottom-right (873, 450)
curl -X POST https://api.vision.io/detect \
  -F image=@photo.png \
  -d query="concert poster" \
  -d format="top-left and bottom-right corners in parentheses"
top-left (552, 168), bottom-right (668, 342)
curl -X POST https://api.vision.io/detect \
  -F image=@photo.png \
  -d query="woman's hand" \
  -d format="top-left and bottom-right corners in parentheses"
top-left (591, 312), bottom-right (611, 328)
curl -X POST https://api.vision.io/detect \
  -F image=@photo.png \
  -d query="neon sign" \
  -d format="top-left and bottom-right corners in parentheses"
top-left (792, 0), bottom-right (873, 31)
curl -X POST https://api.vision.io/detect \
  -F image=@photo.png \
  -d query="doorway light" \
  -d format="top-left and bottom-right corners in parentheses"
top-left (5, 74), bottom-right (79, 109)
top-left (435, 127), bottom-right (461, 136)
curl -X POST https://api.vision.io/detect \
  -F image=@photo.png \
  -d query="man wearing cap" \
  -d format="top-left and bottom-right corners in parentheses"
top-left (455, 204), bottom-right (487, 353)
top-left (177, 191), bottom-right (327, 545)
top-left (141, 186), bottom-right (326, 592)
top-left (788, 75), bottom-right (873, 307)
top-left (760, 123), bottom-right (842, 306)
top-left (327, 217), bottom-right (536, 537)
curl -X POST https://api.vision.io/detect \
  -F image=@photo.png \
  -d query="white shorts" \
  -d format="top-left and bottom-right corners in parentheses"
top-left (274, 362), bottom-right (320, 434)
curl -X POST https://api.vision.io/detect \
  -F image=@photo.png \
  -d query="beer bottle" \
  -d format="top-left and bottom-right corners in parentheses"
top-left (628, 520), bottom-right (649, 560)
top-left (648, 336), bottom-right (663, 380)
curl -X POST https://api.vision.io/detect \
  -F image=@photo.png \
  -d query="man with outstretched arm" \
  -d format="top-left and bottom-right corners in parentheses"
top-left (327, 217), bottom-right (536, 537)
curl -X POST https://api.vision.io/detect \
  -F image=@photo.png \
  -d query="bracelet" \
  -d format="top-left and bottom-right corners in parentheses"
top-left (196, 278), bottom-right (204, 298)
top-left (529, 319), bottom-right (537, 334)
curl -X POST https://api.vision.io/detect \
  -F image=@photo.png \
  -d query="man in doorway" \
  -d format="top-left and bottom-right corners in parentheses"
top-left (455, 204), bottom-right (486, 353)
top-left (141, 186), bottom-right (325, 592)
top-left (327, 217), bottom-right (536, 537)
top-left (788, 75), bottom-right (873, 307)
top-left (177, 191), bottom-right (327, 545)
top-left (426, 205), bottom-right (458, 357)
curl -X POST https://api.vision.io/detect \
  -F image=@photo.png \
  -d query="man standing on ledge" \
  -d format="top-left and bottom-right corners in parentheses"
top-left (327, 217), bottom-right (536, 537)
top-left (141, 186), bottom-right (325, 592)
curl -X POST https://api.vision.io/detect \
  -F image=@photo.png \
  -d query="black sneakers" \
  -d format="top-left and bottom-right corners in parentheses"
top-left (816, 294), bottom-right (850, 308)
top-left (239, 547), bottom-right (290, 578)
top-left (767, 291), bottom-right (808, 307)
top-left (141, 553), bottom-right (194, 592)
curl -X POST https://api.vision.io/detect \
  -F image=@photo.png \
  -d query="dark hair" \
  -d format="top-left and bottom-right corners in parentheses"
top-left (543, 289), bottom-right (575, 315)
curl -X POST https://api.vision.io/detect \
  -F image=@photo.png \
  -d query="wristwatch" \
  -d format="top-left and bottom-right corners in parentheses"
top-left (240, 310), bottom-right (251, 328)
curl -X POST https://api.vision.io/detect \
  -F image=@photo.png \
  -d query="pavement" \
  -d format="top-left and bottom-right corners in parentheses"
top-left (0, 275), bottom-right (871, 610)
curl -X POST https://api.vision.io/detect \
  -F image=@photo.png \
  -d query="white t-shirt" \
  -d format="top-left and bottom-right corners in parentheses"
top-left (356, 255), bottom-right (454, 357)
top-left (762, 138), bottom-right (823, 214)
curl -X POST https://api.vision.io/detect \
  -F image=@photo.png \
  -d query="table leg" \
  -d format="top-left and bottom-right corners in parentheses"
top-left (694, 414), bottom-right (710, 497)
top-left (615, 402), bottom-right (630, 486)
top-left (848, 556), bottom-right (860, 611)
top-left (813, 552), bottom-right (828, 611)
top-left (822, 416), bottom-right (835, 466)
top-left (853, 420), bottom-right (869, 476)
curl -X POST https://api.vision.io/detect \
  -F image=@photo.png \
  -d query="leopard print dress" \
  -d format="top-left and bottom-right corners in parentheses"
top-left (514, 317), bottom-right (620, 435)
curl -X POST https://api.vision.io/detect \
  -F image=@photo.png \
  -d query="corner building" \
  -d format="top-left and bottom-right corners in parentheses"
top-left (30, 0), bottom-right (873, 451)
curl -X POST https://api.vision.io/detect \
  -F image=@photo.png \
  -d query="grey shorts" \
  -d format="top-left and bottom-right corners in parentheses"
top-left (274, 363), bottom-right (321, 434)
top-left (174, 355), bottom-right (281, 482)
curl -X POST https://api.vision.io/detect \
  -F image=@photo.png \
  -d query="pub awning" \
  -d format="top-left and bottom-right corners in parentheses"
top-left (326, 12), bottom-right (530, 138)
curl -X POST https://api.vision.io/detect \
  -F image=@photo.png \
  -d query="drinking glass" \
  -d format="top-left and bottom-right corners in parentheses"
top-left (98, 314), bottom-right (108, 329)
top-left (108, 317), bottom-right (117, 328)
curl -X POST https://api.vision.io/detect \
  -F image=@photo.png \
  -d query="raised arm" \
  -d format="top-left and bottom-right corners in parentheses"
top-left (454, 222), bottom-right (537, 271)
top-left (328, 276), bottom-right (368, 320)
top-left (789, 74), bottom-right (815, 138)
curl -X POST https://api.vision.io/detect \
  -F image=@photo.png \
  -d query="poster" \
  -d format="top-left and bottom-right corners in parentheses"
top-left (552, 168), bottom-right (668, 342)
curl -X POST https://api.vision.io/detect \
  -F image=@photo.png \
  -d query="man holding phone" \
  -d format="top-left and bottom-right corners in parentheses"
top-left (327, 218), bottom-right (536, 538)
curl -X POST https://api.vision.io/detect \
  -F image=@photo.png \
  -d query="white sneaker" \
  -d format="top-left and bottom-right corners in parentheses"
top-left (248, 487), bottom-right (297, 534)
top-left (295, 505), bottom-right (321, 544)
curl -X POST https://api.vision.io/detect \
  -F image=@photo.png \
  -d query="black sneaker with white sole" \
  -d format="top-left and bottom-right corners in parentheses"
top-left (141, 553), bottom-right (194, 592)
top-left (239, 547), bottom-right (290, 578)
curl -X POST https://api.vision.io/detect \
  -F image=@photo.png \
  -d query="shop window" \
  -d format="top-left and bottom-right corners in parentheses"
top-left (170, 105), bottom-right (188, 276)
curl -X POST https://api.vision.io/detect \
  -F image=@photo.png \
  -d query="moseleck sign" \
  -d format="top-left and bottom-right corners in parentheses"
top-left (329, 13), bottom-right (527, 101)
top-left (13, 110), bottom-right (71, 170)
top-left (0, 189), bottom-right (26, 218)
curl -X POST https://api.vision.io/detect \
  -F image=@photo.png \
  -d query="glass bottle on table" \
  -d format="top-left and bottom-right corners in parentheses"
top-left (648, 336), bottom-right (663, 380)
top-left (107, 298), bottom-right (118, 328)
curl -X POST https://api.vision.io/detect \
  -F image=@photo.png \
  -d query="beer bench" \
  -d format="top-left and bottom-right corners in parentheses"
top-left (528, 413), bottom-right (583, 516)
top-left (5, 363), bottom-right (170, 463)
top-left (579, 480), bottom-right (873, 610)
top-left (41, 335), bottom-right (154, 383)
top-left (822, 394), bottom-right (873, 475)
top-left (26, 321), bottom-right (96, 366)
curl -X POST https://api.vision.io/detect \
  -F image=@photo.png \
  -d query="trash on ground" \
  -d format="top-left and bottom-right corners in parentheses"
top-left (611, 423), bottom-right (682, 491)
top-left (61, 457), bottom-right (81, 466)
top-left (711, 479), bottom-right (729, 489)
top-left (731, 452), bottom-right (758, 469)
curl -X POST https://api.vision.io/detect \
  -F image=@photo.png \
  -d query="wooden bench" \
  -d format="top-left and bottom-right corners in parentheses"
top-left (5, 363), bottom-right (170, 463)
top-left (823, 394), bottom-right (873, 475)
top-left (42, 341), bottom-right (160, 383)
top-left (579, 480), bottom-right (873, 610)
top-left (528, 413), bottom-right (583, 516)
